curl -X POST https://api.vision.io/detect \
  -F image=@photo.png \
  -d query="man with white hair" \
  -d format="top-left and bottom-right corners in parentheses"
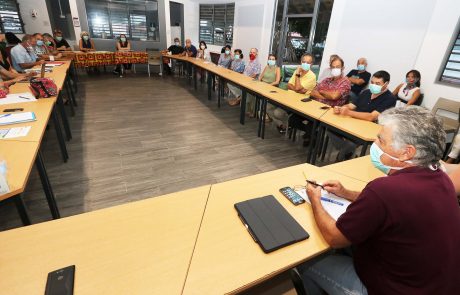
top-left (294, 106), bottom-right (460, 294)
top-left (346, 57), bottom-right (371, 102)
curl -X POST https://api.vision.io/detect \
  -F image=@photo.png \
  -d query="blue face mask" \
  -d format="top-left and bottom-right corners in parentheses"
top-left (301, 62), bottom-right (310, 71)
top-left (357, 64), bottom-right (365, 71)
top-left (369, 83), bottom-right (383, 94)
top-left (268, 60), bottom-right (276, 66)
top-left (234, 54), bottom-right (240, 60)
top-left (370, 142), bottom-right (409, 174)
top-left (36, 40), bottom-right (44, 46)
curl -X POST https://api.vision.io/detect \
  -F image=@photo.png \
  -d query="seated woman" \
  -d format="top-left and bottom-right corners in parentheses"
top-left (392, 70), bottom-right (421, 107)
top-left (310, 56), bottom-right (351, 107)
top-left (113, 34), bottom-right (132, 75)
top-left (79, 31), bottom-right (95, 52)
top-left (43, 33), bottom-right (57, 51)
top-left (227, 49), bottom-right (246, 106)
top-left (217, 45), bottom-right (232, 68)
top-left (196, 41), bottom-right (211, 61)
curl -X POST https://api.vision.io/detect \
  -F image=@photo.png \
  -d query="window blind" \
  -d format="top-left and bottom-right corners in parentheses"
top-left (440, 31), bottom-right (460, 86)
top-left (199, 3), bottom-right (234, 46)
top-left (0, 0), bottom-right (24, 34)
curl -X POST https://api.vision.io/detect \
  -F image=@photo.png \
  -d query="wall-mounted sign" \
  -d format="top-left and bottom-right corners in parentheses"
top-left (73, 17), bottom-right (80, 27)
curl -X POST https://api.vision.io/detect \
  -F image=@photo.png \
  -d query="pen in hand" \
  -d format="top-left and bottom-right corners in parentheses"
top-left (302, 171), bottom-right (325, 189)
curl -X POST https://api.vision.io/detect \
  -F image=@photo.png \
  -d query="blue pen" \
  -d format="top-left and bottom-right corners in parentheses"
top-left (0, 114), bottom-right (11, 118)
top-left (321, 197), bottom-right (344, 206)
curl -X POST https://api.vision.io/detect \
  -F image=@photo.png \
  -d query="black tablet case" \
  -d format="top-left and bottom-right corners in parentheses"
top-left (235, 195), bottom-right (309, 253)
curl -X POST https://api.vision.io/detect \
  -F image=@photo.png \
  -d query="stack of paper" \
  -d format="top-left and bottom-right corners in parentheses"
top-left (0, 112), bottom-right (36, 125)
top-left (0, 126), bottom-right (31, 139)
top-left (45, 62), bottom-right (65, 67)
top-left (0, 92), bottom-right (36, 105)
top-left (296, 188), bottom-right (351, 221)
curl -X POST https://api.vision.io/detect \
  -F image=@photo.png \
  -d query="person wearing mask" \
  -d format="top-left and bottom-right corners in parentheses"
top-left (196, 40), bottom-right (210, 62)
top-left (346, 58), bottom-right (371, 102)
top-left (227, 48), bottom-right (261, 111)
top-left (296, 106), bottom-right (460, 295)
top-left (79, 31), bottom-right (95, 52)
top-left (311, 56), bottom-right (351, 107)
top-left (330, 71), bottom-right (397, 160)
top-left (218, 45), bottom-right (232, 68)
top-left (161, 37), bottom-right (184, 75)
top-left (10, 34), bottom-right (44, 72)
top-left (317, 54), bottom-right (339, 81)
top-left (43, 33), bottom-right (57, 51)
top-left (182, 39), bottom-right (197, 77)
top-left (54, 30), bottom-right (71, 51)
top-left (32, 33), bottom-right (63, 60)
top-left (227, 49), bottom-right (246, 105)
top-left (113, 34), bottom-right (132, 75)
top-left (392, 70), bottom-right (422, 107)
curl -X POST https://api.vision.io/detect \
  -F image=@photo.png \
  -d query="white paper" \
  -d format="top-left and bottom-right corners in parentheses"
top-left (0, 126), bottom-right (31, 139)
top-left (0, 173), bottom-right (9, 195)
top-left (0, 112), bottom-right (36, 125)
top-left (0, 92), bottom-right (37, 105)
top-left (296, 188), bottom-right (351, 221)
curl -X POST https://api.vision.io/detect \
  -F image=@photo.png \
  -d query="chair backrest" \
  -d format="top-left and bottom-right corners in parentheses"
top-left (146, 48), bottom-right (161, 65)
top-left (431, 97), bottom-right (460, 134)
top-left (278, 65), bottom-right (298, 90)
top-left (210, 52), bottom-right (220, 65)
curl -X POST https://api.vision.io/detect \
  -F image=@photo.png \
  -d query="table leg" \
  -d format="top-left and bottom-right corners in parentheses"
top-left (35, 150), bottom-right (61, 219)
top-left (56, 94), bottom-right (72, 141)
top-left (207, 72), bottom-right (212, 100)
top-left (311, 123), bottom-right (324, 165)
top-left (194, 65), bottom-right (197, 90)
top-left (52, 104), bottom-right (69, 162)
top-left (261, 98), bottom-right (268, 139)
top-left (64, 80), bottom-right (76, 117)
top-left (120, 65), bottom-right (124, 77)
top-left (360, 142), bottom-right (369, 157)
top-left (218, 78), bottom-right (223, 108)
top-left (66, 76), bottom-right (77, 107)
top-left (13, 194), bottom-right (31, 226)
top-left (307, 120), bottom-right (319, 163)
top-left (240, 89), bottom-right (247, 125)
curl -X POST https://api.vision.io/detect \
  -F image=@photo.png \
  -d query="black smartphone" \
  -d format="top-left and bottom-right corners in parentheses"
top-left (269, 90), bottom-right (277, 93)
top-left (301, 98), bottom-right (312, 102)
top-left (320, 106), bottom-right (330, 110)
top-left (3, 108), bottom-right (24, 112)
top-left (44, 265), bottom-right (75, 295)
top-left (279, 187), bottom-right (305, 206)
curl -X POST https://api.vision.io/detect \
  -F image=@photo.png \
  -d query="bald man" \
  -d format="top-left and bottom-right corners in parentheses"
top-left (346, 57), bottom-right (371, 102)
top-left (182, 39), bottom-right (197, 58)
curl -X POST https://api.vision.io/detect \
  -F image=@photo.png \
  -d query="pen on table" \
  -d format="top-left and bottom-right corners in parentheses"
top-left (321, 197), bottom-right (344, 206)
top-left (19, 96), bottom-right (30, 100)
top-left (0, 114), bottom-right (11, 118)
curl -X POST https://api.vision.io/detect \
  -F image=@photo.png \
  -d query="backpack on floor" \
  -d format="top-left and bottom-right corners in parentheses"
top-left (29, 78), bottom-right (58, 98)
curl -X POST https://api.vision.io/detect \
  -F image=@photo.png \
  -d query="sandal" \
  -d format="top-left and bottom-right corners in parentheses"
top-left (228, 97), bottom-right (241, 106)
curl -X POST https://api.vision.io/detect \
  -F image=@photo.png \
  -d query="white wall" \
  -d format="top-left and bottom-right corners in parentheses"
top-left (165, 0), bottom-right (200, 48)
top-left (17, 0), bottom-right (52, 34)
top-left (321, 0), bottom-right (460, 108)
top-left (413, 0), bottom-right (460, 108)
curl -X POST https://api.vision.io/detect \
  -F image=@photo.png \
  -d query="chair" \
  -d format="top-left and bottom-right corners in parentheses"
top-left (414, 93), bottom-right (424, 106)
top-left (290, 268), bottom-right (307, 295)
top-left (431, 97), bottom-right (460, 135)
top-left (146, 48), bottom-right (162, 77)
top-left (279, 65), bottom-right (298, 90)
top-left (210, 52), bottom-right (220, 65)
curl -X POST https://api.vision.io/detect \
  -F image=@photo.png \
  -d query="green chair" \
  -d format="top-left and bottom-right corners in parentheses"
top-left (279, 65), bottom-right (298, 90)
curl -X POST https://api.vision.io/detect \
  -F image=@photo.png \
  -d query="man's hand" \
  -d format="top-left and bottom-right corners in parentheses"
top-left (306, 182), bottom-right (322, 203)
top-left (333, 106), bottom-right (350, 116)
top-left (35, 60), bottom-right (45, 66)
top-left (322, 180), bottom-right (347, 197)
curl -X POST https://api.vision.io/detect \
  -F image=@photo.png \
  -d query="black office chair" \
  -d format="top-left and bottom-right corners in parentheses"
top-left (290, 268), bottom-right (308, 295)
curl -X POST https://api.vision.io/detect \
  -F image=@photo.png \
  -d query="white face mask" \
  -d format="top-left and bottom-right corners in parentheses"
top-left (200, 45), bottom-right (205, 50)
top-left (331, 68), bottom-right (342, 77)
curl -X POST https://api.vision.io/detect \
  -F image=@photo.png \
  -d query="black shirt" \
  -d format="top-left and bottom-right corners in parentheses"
top-left (167, 45), bottom-right (184, 55)
top-left (346, 70), bottom-right (371, 95)
top-left (353, 89), bottom-right (396, 114)
top-left (55, 38), bottom-right (70, 49)
top-left (0, 48), bottom-right (10, 70)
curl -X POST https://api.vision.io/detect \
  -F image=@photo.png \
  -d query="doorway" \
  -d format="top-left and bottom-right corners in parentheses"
top-left (170, 1), bottom-right (184, 44)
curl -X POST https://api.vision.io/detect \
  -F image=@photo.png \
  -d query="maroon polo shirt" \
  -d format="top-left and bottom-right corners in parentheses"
top-left (336, 166), bottom-right (460, 295)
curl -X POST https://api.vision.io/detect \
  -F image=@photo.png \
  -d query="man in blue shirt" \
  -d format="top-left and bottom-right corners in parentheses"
top-left (10, 34), bottom-right (44, 72)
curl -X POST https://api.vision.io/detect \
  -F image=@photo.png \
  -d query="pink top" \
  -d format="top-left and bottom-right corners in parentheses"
top-left (314, 76), bottom-right (351, 107)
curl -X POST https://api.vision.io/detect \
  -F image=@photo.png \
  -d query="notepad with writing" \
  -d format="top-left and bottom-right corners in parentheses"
top-left (296, 188), bottom-right (351, 221)
top-left (0, 92), bottom-right (37, 105)
top-left (0, 112), bottom-right (36, 125)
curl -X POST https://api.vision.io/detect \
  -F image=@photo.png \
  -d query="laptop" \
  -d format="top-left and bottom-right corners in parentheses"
top-left (235, 195), bottom-right (309, 253)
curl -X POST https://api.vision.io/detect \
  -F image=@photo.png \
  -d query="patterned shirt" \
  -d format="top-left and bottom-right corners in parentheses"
top-left (10, 44), bottom-right (37, 72)
top-left (230, 59), bottom-right (245, 73)
top-left (314, 76), bottom-right (351, 107)
top-left (218, 53), bottom-right (232, 68)
top-left (243, 59), bottom-right (261, 78)
top-left (34, 45), bottom-right (48, 56)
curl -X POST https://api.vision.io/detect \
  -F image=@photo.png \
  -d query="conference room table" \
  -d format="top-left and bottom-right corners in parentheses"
top-left (0, 60), bottom-right (76, 224)
top-left (163, 54), bottom-right (381, 163)
top-left (0, 186), bottom-right (211, 295)
top-left (324, 155), bottom-right (385, 183)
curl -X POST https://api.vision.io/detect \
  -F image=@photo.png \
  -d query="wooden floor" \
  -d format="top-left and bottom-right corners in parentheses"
top-left (0, 72), bottom-right (316, 230)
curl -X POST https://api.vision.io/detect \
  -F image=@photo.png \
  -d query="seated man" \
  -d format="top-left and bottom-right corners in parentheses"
top-left (53, 30), bottom-right (71, 51)
top-left (297, 106), bottom-right (460, 294)
top-left (268, 53), bottom-right (317, 133)
top-left (10, 34), bottom-right (44, 72)
top-left (33, 33), bottom-right (62, 60)
top-left (181, 38), bottom-right (197, 76)
top-left (329, 70), bottom-right (396, 160)
top-left (346, 57), bottom-right (371, 102)
top-left (161, 37), bottom-right (184, 75)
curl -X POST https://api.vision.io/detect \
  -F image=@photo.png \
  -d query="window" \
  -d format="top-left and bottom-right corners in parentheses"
top-left (440, 28), bottom-right (460, 86)
top-left (0, 0), bottom-right (24, 34)
top-left (85, 0), bottom-right (159, 41)
top-left (199, 3), bottom-right (234, 46)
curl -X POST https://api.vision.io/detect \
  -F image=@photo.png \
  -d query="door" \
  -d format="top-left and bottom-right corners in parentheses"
top-left (282, 17), bottom-right (312, 64)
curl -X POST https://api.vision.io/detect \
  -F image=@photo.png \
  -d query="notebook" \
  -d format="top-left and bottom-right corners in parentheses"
top-left (235, 195), bottom-right (309, 253)
top-left (0, 112), bottom-right (36, 125)
top-left (296, 189), bottom-right (351, 221)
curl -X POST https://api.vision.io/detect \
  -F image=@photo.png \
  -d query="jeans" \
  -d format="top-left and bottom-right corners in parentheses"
top-left (298, 251), bottom-right (368, 295)
top-left (327, 131), bottom-right (358, 161)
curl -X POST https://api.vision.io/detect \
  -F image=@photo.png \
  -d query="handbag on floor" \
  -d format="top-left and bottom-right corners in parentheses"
top-left (29, 78), bottom-right (58, 98)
